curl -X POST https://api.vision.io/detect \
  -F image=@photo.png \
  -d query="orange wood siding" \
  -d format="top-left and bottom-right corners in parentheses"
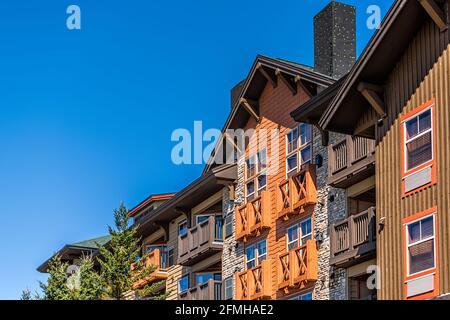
top-left (237, 76), bottom-right (318, 299)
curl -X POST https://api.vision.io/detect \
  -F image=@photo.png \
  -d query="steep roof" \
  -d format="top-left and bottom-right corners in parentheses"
top-left (318, 0), bottom-right (433, 136)
top-left (71, 235), bottom-right (111, 249)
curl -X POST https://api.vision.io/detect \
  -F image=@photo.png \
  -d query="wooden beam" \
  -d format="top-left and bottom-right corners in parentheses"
top-left (357, 82), bottom-right (386, 116)
top-left (153, 221), bottom-right (170, 242)
top-left (240, 98), bottom-right (260, 122)
top-left (224, 132), bottom-right (242, 153)
top-left (275, 68), bottom-right (297, 95)
top-left (419, 0), bottom-right (448, 31)
top-left (257, 63), bottom-right (277, 88)
top-left (295, 75), bottom-right (313, 97)
top-left (175, 207), bottom-right (191, 227)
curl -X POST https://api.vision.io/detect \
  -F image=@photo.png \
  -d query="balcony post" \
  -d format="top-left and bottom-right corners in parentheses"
top-left (346, 135), bottom-right (353, 165)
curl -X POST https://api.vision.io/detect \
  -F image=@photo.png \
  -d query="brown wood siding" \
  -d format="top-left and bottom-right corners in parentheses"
top-left (376, 19), bottom-right (450, 299)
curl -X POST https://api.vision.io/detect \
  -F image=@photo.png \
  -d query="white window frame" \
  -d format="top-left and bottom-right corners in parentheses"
top-left (286, 217), bottom-right (312, 252)
top-left (224, 276), bottom-right (233, 300)
top-left (178, 219), bottom-right (188, 236)
top-left (245, 239), bottom-right (267, 269)
top-left (286, 124), bottom-right (312, 178)
top-left (245, 149), bottom-right (267, 202)
top-left (405, 213), bottom-right (436, 277)
top-left (402, 107), bottom-right (434, 175)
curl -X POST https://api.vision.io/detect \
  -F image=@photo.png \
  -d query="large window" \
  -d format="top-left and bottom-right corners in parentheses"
top-left (404, 108), bottom-right (433, 171)
top-left (400, 99), bottom-right (436, 195)
top-left (406, 214), bottom-right (435, 276)
top-left (245, 239), bottom-right (267, 269)
top-left (245, 149), bottom-right (267, 202)
top-left (286, 123), bottom-right (312, 177)
top-left (286, 218), bottom-right (312, 251)
top-left (195, 272), bottom-right (221, 285)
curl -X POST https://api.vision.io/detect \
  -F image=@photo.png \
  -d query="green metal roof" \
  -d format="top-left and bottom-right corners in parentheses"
top-left (71, 235), bottom-right (111, 249)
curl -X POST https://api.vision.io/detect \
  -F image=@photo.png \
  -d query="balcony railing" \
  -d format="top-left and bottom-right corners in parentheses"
top-left (178, 216), bottom-right (223, 266)
top-left (179, 279), bottom-right (222, 300)
top-left (235, 191), bottom-right (270, 241)
top-left (131, 249), bottom-right (168, 289)
top-left (328, 136), bottom-right (375, 188)
top-left (277, 240), bottom-right (318, 291)
top-left (277, 163), bottom-right (317, 220)
top-left (235, 259), bottom-right (271, 300)
top-left (330, 207), bottom-right (376, 267)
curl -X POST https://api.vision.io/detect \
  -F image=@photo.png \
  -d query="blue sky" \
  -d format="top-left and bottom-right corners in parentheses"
top-left (0, 0), bottom-right (393, 299)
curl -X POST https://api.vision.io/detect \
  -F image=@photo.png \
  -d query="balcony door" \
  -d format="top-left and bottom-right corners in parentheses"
top-left (195, 212), bottom-right (223, 242)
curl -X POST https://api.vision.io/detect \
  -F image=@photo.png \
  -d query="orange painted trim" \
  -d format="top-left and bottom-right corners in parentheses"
top-left (402, 207), bottom-right (439, 300)
top-left (400, 99), bottom-right (437, 197)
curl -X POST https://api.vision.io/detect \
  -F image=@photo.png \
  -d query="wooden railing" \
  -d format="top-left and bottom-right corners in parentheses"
top-left (330, 207), bottom-right (376, 267)
top-left (131, 249), bottom-right (168, 289)
top-left (178, 216), bottom-right (223, 266)
top-left (328, 136), bottom-right (375, 188)
top-left (278, 240), bottom-right (318, 291)
top-left (179, 279), bottom-right (222, 300)
top-left (235, 259), bottom-right (271, 300)
top-left (277, 163), bottom-right (317, 220)
top-left (235, 191), bottom-right (270, 241)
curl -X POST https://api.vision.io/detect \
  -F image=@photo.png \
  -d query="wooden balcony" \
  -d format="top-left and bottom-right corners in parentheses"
top-left (235, 191), bottom-right (271, 241)
top-left (178, 279), bottom-right (222, 300)
top-left (277, 240), bottom-right (318, 291)
top-left (328, 136), bottom-right (375, 188)
top-left (330, 207), bottom-right (376, 268)
top-left (235, 259), bottom-right (271, 300)
top-left (131, 249), bottom-right (168, 289)
top-left (277, 163), bottom-right (317, 220)
top-left (178, 216), bottom-right (223, 266)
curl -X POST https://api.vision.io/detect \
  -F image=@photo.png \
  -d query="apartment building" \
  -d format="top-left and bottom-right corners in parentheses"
top-left (317, 0), bottom-right (450, 300)
top-left (135, 165), bottom-right (236, 300)
top-left (203, 1), bottom-right (356, 300)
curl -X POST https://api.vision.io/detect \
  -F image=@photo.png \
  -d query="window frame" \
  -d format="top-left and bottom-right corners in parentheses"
top-left (244, 238), bottom-right (267, 270)
top-left (224, 276), bottom-right (233, 300)
top-left (178, 219), bottom-right (188, 237)
top-left (224, 213), bottom-right (233, 239)
top-left (285, 123), bottom-right (312, 178)
top-left (402, 207), bottom-right (439, 300)
top-left (244, 148), bottom-right (267, 202)
top-left (400, 99), bottom-right (437, 196)
top-left (178, 273), bottom-right (190, 294)
top-left (286, 217), bottom-right (312, 252)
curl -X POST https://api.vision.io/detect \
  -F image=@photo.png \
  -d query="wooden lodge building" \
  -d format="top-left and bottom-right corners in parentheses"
top-left (38, 0), bottom-right (450, 301)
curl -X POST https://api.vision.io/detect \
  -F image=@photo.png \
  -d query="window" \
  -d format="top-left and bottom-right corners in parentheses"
top-left (195, 273), bottom-right (221, 285)
top-left (224, 277), bottom-right (233, 300)
top-left (403, 208), bottom-right (438, 300)
top-left (404, 109), bottom-right (432, 171)
top-left (286, 124), bottom-right (312, 177)
top-left (179, 274), bottom-right (189, 293)
top-left (167, 248), bottom-right (174, 268)
top-left (400, 99), bottom-right (436, 195)
top-left (289, 291), bottom-right (313, 300)
top-left (245, 148), bottom-right (267, 202)
top-left (245, 239), bottom-right (267, 269)
top-left (406, 215), bottom-right (435, 276)
top-left (196, 214), bottom-right (211, 224)
top-left (286, 218), bottom-right (312, 251)
top-left (224, 214), bottom-right (233, 239)
top-left (178, 220), bottom-right (188, 237)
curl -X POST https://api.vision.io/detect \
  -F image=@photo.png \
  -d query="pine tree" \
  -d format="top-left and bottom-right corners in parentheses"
top-left (97, 202), bottom-right (167, 300)
top-left (20, 289), bottom-right (32, 300)
top-left (39, 255), bottom-right (71, 300)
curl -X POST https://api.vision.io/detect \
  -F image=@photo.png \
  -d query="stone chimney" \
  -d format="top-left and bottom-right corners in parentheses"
top-left (314, 1), bottom-right (356, 79)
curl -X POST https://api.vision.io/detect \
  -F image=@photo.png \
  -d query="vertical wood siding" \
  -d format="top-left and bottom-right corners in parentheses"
top-left (377, 19), bottom-right (450, 299)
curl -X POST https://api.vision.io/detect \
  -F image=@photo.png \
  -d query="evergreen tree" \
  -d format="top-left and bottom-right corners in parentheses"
top-left (20, 289), bottom-right (32, 300)
top-left (39, 255), bottom-right (71, 300)
top-left (97, 202), bottom-right (167, 300)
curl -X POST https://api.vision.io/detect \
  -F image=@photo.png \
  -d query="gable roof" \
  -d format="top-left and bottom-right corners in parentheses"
top-left (318, 0), bottom-right (430, 136)
top-left (203, 54), bottom-right (335, 174)
top-left (128, 192), bottom-right (176, 217)
top-left (37, 235), bottom-right (111, 273)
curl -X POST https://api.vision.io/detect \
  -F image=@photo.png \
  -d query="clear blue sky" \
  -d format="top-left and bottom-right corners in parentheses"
top-left (0, 0), bottom-right (393, 299)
